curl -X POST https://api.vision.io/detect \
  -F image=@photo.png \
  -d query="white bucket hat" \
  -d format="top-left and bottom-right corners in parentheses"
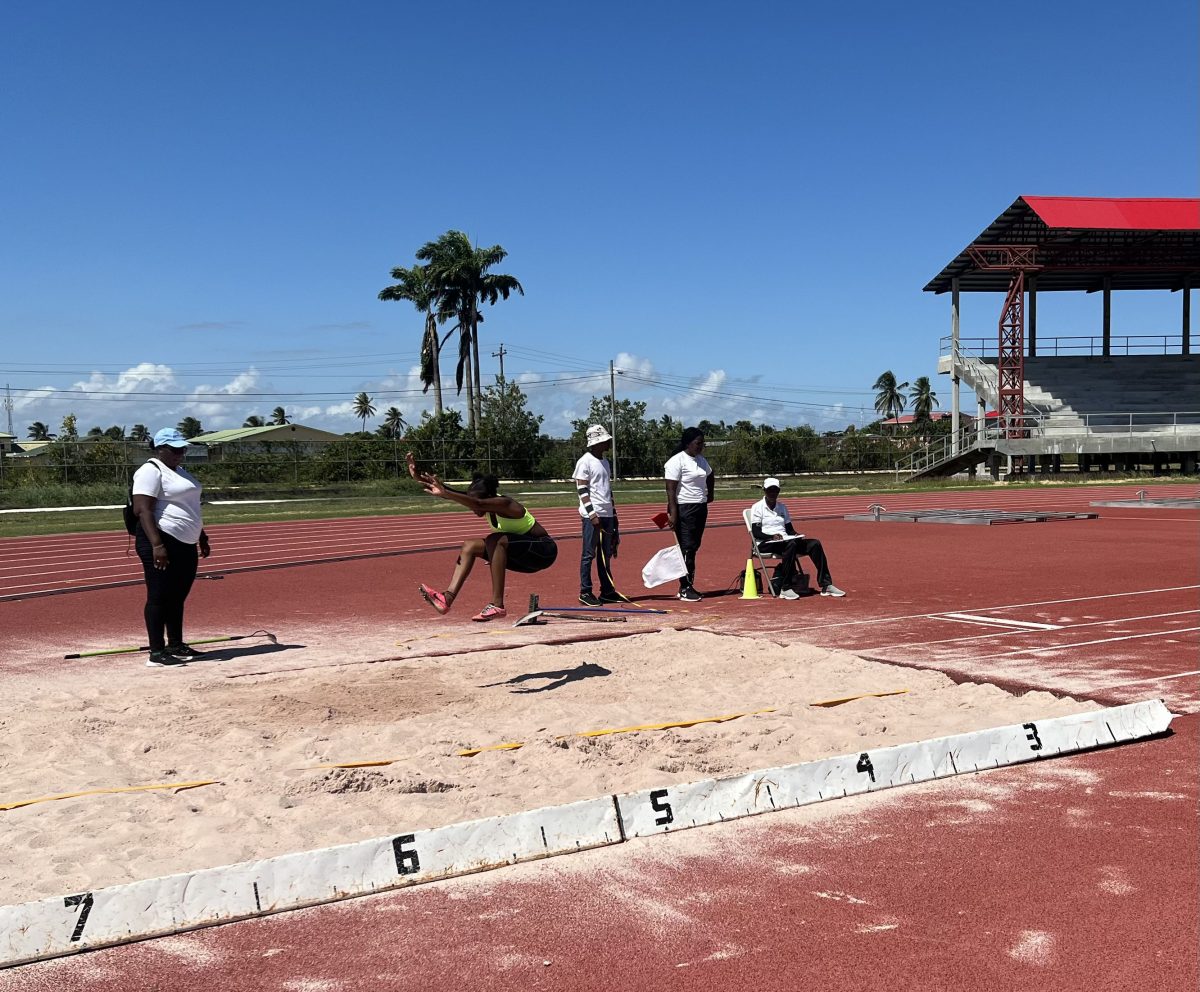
top-left (586, 424), bottom-right (613, 445)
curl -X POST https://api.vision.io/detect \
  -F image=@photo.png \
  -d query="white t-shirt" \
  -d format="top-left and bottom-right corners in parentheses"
top-left (132, 459), bottom-right (204, 544)
top-left (664, 452), bottom-right (712, 504)
top-left (749, 497), bottom-right (792, 539)
top-left (572, 451), bottom-right (614, 518)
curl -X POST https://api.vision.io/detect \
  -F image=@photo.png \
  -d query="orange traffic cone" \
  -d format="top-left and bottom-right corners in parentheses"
top-left (740, 559), bottom-right (760, 600)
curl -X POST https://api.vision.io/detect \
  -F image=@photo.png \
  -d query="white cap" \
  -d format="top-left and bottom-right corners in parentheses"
top-left (586, 424), bottom-right (613, 446)
top-left (763, 477), bottom-right (781, 490)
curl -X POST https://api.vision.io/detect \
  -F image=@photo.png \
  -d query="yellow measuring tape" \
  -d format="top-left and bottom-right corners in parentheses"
top-left (1, 780), bottom-right (217, 812)
top-left (810, 689), bottom-right (908, 708)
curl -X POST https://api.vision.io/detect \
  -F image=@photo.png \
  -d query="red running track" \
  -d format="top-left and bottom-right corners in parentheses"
top-left (3, 482), bottom-right (1195, 600)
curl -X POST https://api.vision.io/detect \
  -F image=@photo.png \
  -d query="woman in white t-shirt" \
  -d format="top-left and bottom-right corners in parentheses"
top-left (130, 428), bottom-right (211, 666)
top-left (663, 427), bottom-right (713, 601)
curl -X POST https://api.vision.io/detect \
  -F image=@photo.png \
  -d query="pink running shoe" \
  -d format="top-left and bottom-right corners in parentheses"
top-left (419, 583), bottom-right (450, 614)
top-left (471, 604), bottom-right (507, 622)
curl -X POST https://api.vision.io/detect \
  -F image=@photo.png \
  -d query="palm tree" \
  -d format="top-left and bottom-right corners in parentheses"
top-left (243, 415), bottom-right (266, 428)
top-left (27, 422), bottom-right (52, 440)
top-left (130, 424), bottom-right (151, 444)
top-left (352, 391), bottom-right (376, 433)
top-left (872, 371), bottom-right (909, 427)
top-left (911, 376), bottom-right (939, 423)
top-left (379, 263), bottom-right (446, 417)
top-left (416, 231), bottom-right (523, 433)
top-left (270, 406), bottom-right (290, 425)
top-left (177, 416), bottom-right (203, 439)
top-left (382, 406), bottom-right (407, 439)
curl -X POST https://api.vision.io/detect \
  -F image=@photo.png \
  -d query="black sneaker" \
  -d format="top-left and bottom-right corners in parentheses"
top-left (678, 588), bottom-right (702, 602)
top-left (166, 643), bottom-right (206, 662)
top-left (578, 592), bottom-right (602, 607)
top-left (146, 649), bottom-right (186, 668)
top-left (599, 593), bottom-right (625, 605)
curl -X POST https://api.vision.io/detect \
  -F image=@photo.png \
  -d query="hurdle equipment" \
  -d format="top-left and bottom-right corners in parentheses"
top-left (845, 507), bottom-right (1097, 525)
top-left (513, 593), bottom-right (665, 628)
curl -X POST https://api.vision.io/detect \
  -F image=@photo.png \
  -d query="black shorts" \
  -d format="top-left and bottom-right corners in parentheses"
top-left (496, 533), bottom-right (559, 574)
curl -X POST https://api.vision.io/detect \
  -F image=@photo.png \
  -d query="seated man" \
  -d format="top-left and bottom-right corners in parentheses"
top-left (749, 477), bottom-right (846, 599)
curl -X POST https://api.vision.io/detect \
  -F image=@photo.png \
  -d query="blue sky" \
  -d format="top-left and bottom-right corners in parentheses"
top-left (2, 0), bottom-right (1196, 438)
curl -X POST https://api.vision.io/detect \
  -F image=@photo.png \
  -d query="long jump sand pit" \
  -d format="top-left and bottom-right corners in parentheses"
top-left (1, 628), bottom-right (1099, 905)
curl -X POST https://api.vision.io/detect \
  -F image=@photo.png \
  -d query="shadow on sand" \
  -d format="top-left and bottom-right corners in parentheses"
top-left (480, 661), bottom-right (612, 694)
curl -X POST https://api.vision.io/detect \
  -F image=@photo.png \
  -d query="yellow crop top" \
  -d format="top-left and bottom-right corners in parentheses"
top-left (488, 507), bottom-right (537, 535)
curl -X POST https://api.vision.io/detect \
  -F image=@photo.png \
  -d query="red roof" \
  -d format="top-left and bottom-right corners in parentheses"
top-left (881, 412), bottom-right (964, 425)
top-left (1022, 196), bottom-right (1200, 231)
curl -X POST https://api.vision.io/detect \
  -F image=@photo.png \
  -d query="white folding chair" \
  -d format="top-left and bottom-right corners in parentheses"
top-left (743, 507), bottom-right (782, 598)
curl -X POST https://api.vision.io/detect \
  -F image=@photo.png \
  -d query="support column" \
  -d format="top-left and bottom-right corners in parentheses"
top-left (977, 392), bottom-right (986, 446)
top-left (1184, 277), bottom-right (1191, 356)
top-left (1028, 275), bottom-right (1037, 357)
top-left (997, 271), bottom-right (1026, 437)
top-left (951, 278), bottom-right (960, 456)
top-left (1102, 276), bottom-right (1112, 356)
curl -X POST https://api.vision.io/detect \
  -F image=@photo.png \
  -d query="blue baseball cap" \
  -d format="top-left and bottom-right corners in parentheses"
top-left (153, 428), bottom-right (190, 448)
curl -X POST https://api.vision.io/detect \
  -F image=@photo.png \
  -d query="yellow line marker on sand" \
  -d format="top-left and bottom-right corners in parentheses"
top-left (2, 780), bottom-right (217, 812)
top-left (810, 689), bottom-right (908, 708)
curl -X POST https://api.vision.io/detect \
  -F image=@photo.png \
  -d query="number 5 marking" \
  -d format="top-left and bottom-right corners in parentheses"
top-left (392, 834), bottom-right (421, 876)
top-left (649, 788), bottom-right (674, 826)
top-left (64, 892), bottom-right (94, 942)
top-left (1023, 723), bottom-right (1043, 751)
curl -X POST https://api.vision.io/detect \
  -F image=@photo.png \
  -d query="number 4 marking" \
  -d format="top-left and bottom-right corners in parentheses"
top-left (64, 892), bottom-right (94, 942)
top-left (856, 753), bottom-right (875, 783)
top-left (1023, 723), bottom-right (1043, 751)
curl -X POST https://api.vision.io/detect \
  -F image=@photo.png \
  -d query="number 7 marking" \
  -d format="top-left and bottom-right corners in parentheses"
top-left (64, 892), bottom-right (94, 942)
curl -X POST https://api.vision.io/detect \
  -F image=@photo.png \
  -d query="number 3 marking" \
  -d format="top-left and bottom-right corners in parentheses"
top-left (1023, 723), bottom-right (1043, 751)
top-left (649, 788), bottom-right (674, 826)
top-left (64, 892), bottom-right (94, 942)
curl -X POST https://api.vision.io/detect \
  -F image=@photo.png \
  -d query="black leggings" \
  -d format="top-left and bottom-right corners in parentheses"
top-left (135, 529), bottom-right (199, 650)
top-left (674, 502), bottom-right (708, 592)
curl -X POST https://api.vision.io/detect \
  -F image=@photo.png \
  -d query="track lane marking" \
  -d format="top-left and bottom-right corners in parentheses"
top-left (1104, 669), bottom-right (1200, 688)
top-left (962, 625), bottom-right (1200, 661)
top-left (936, 613), bottom-right (1062, 630)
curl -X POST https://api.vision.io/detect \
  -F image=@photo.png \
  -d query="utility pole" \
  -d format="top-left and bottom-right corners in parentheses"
top-left (491, 343), bottom-right (507, 432)
top-left (3, 384), bottom-right (12, 437)
top-left (609, 359), bottom-right (618, 479)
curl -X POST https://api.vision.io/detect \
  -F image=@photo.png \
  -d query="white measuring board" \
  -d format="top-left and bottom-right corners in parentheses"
top-left (0, 699), bottom-right (1173, 968)
top-left (614, 698), bottom-right (1172, 837)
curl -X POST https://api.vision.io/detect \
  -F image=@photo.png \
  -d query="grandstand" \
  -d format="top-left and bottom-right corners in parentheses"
top-left (905, 196), bottom-right (1199, 480)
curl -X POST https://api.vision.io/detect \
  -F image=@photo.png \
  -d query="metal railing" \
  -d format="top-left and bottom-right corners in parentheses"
top-left (940, 334), bottom-right (1197, 358)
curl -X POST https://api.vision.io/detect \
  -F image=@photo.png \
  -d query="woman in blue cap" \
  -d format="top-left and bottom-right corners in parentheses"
top-left (130, 428), bottom-right (211, 666)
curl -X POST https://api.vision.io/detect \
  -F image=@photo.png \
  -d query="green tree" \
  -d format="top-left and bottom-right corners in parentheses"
top-left (381, 406), bottom-right (407, 438)
top-left (244, 415), bottom-right (266, 428)
top-left (572, 396), bottom-right (659, 478)
top-left (178, 416), bottom-right (203, 439)
top-left (103, 425), bottom-right (125, 441)
top-left (86, 426), bottom-right (104, 438)
top-left (911, 376), bottom-right (939, 423)
top-left (416, 231), bottom-right (524, 434)
top-left (27, 421), bottom-right (53, 440)
top-left (60, 413), bottom-right (78, 439)
top-left (480, 377), bottom-right (544, 477)
top-left (352, 392), bottom-right (376, 433)
top-left (872, 371), bottom-right (909, 425)
top-left (270, 407), bottom-right (290, 425)
top-left (379, 263), bottom-right (447, 417)
top-left (130, 424), bottom-right (151, 444)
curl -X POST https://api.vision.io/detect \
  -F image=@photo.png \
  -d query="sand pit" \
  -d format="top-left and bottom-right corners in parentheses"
top-left (0, 628), bottom-right (1100, 905)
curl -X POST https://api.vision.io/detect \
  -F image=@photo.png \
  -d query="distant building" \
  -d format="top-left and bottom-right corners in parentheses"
top-left (191, 424), bottom-right (344, 460)
top-left (880, 412), bottom-right (970, 434)
top-left (0, 432), bottom-right (14, 455)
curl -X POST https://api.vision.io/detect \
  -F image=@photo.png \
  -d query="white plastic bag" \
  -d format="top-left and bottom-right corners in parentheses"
top-left (641, 543), bottom-right (688, 588)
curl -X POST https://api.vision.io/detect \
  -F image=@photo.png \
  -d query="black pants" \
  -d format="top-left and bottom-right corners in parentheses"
top-left (580, 516), bottom-right (617, 597)
top-left (674, 502), bottom-right (708, 592)
top-left (135, 529), bottom-right (199, 650)
top-left (761, 536), bottom-right (832, 590)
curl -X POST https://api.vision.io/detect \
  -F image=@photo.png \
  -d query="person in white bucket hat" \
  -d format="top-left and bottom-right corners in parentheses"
top-left (574, 424), bottom-right (620, 606)
top-left (748, 477), bottom-right (845, 598)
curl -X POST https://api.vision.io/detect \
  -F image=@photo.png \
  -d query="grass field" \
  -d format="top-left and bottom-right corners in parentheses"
top-left (2, 472), bottom-right (1192, 538)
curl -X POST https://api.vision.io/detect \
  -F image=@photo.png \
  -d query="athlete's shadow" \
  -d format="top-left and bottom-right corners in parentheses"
top-left (481, 662), bottom-right (612, 694)
top-left (192, 642), bottom-right (305, 663)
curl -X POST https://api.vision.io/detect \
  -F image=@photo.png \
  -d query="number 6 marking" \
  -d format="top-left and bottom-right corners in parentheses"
top-left (392, 834), bottom-right (421, 876)
top-left (64, 892), bottom-right (94, 942)
top-left (1023, 722), bottom-right (1043, 751)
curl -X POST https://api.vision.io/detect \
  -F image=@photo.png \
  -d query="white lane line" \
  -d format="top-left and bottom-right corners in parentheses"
top-left (783, 585), bottom-right (1200, 632)
top-left (937, 613), bottom-right (1062, 631)
top-left (1104, 669), bottom-right (1200, 688)
top-left (965, 626), bottom-right (1200, 661)
top-left (864, 610), bottom-right (1200, 653)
